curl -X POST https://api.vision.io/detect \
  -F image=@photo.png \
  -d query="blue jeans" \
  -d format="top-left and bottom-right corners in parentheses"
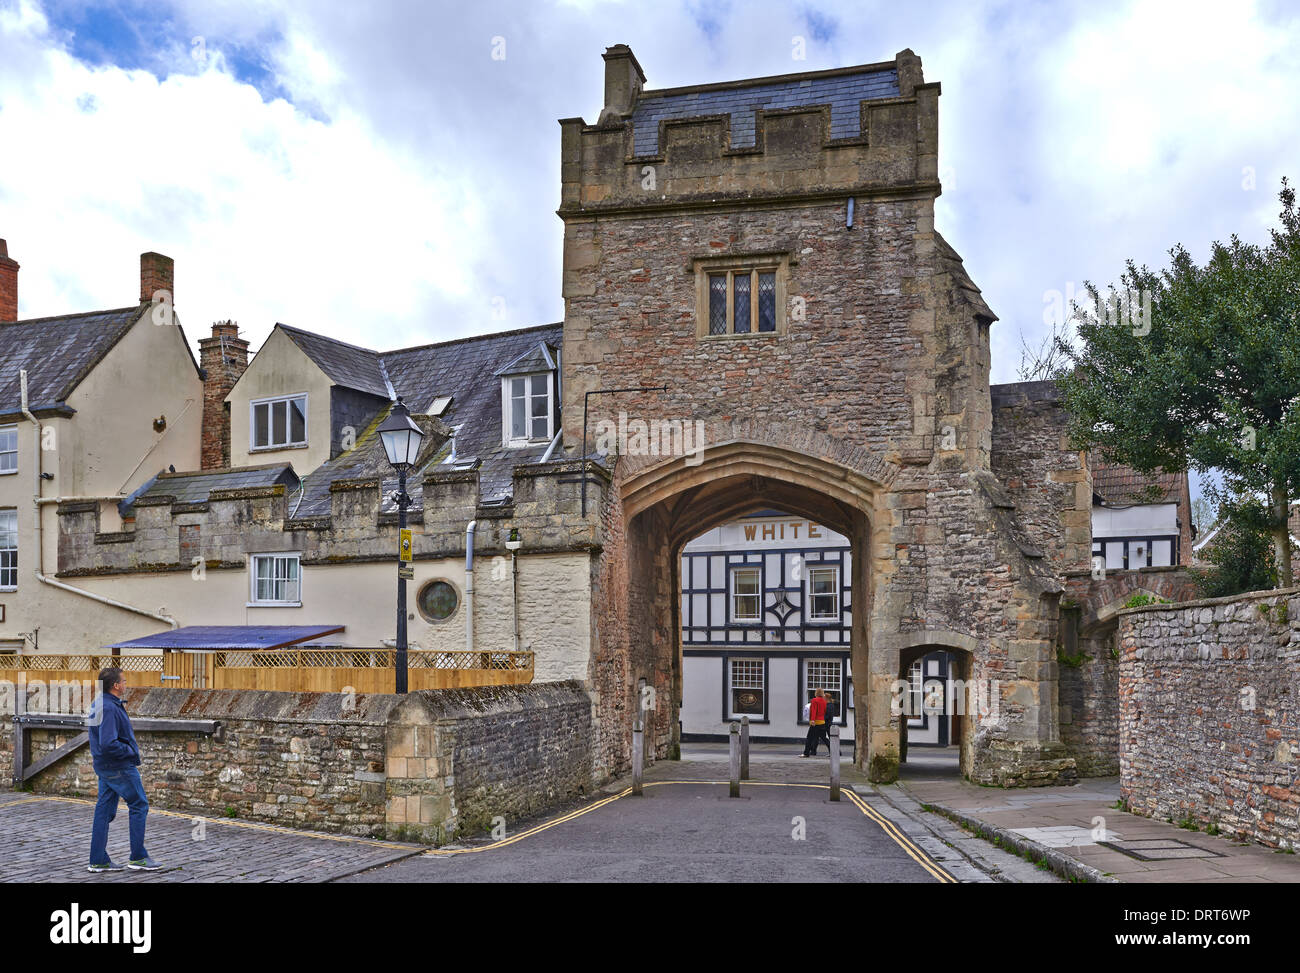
top-left (89, 766), bottom-right (150, 864)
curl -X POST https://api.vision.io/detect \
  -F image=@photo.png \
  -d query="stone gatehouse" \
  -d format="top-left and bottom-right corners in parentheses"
top-left (562, 47), bottom-right (1086, 785)
top-left (25, 45), bottom-right (1162, 789)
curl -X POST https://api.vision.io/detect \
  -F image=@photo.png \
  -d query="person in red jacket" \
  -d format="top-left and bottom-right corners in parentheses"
top-left (802, 689), bottom-right (827, 757)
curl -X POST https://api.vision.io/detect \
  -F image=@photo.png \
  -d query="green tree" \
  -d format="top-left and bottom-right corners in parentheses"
top-left (1192, 492), bottom-right (1277, 598)
top-left (1058, 180), bottom-right (1300, 587)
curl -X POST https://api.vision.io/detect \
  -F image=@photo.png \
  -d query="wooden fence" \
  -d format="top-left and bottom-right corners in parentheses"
top-left (0, 649), bottom-right (533, 694)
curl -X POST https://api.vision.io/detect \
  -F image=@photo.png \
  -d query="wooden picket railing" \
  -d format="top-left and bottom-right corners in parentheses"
top-left (0, 649), bottom-right (533, 694)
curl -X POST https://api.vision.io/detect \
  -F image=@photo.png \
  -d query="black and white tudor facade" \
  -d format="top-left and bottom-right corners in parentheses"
top-left (678, 510), bottom-right (956, 749)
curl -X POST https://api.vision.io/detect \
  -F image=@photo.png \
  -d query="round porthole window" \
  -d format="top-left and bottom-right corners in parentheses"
top-left (417, 580), bottom-right (459, 622)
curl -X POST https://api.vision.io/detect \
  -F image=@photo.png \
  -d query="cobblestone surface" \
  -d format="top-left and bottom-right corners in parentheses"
top-left (0, 791), bottom-right (422, 883)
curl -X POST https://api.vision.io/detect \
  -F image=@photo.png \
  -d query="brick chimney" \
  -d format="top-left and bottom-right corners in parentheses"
top-left (0, 239), bottom-right (18, 322)
top-left (140, 251), bottom-right (174, 304)
top-left (198, 321), bottom-right (250, 469)
top-left (598, 44), bottom-right (645, 124)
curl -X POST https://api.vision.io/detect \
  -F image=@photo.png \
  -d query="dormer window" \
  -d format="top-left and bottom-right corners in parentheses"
top-left (251, 394), bottom-right (307, 450)
top-left (502, 373), bottom-right (553, 446)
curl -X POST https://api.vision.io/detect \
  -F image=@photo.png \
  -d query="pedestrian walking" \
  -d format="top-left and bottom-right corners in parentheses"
top-left (822, 691), bottom-right (840, 751)
top-left (87, 667), bottom-right (161, 873)
top-left (802, 689), bottom-right (827, 757)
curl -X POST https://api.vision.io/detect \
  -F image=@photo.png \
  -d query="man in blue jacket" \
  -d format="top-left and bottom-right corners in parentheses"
top-left (87, 667), bottom-right (160, 872)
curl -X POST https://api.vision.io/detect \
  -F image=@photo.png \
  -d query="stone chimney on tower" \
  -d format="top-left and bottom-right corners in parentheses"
top-left (198, 321), bottom-right (250, 469)
top-left (0, 239), bottom-right (19, 322)
top-left (597, 44), bottom-right (645, 125)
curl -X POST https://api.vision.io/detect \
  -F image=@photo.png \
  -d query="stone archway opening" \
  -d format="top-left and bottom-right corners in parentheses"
top-left (608, 442), bottom-right (883, 775)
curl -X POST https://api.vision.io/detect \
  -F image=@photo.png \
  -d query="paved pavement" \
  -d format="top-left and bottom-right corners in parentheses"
top-left (897, 748), bottom-right (1300, 883)
top-left (0, 790), bottom-right (422, 883)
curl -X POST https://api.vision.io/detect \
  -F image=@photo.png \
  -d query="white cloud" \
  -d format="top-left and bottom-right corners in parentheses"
top-left (1, 0), bottom-right (1297, 383)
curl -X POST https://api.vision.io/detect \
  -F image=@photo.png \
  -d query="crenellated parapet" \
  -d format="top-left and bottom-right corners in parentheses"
top-left (55, 459), bottom-right (613, 578)
top-left (559, 48), bottom-right (938, 217)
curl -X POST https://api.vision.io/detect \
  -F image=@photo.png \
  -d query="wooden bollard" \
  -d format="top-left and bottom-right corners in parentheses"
top-left (829, 724), bottom-right (841, 802)
top-left (632, 719), bottom-right (644, 796)
top-left (729, 721), bottom-right (740, 798)
top-left (740, 715), bottom-right (750, 780)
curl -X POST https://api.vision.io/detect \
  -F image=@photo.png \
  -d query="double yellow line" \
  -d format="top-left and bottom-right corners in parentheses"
top-left (844, 789), bottom-right (956, 883)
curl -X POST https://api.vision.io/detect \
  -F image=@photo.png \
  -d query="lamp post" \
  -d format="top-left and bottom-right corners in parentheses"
top-left (379, 397), bottom-right (425, 694)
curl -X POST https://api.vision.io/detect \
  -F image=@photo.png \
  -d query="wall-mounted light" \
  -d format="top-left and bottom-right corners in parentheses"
top-left (152, 415), bottom-right (167, 433)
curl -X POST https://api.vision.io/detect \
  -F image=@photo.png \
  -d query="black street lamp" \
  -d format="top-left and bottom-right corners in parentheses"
top-left (379, 397), bottom-right (425, 694)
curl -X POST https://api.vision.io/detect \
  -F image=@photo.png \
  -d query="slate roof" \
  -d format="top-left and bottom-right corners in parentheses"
top-left (935, 232), bottom-right (998, 322)
top-left (279, 324), bottom-right (392, 400)
top-left (285, 323), bottom-right (565, 515)
top-left (107, 625), bottom-right (345, 651)
top-left (631, 66), bottom-right (899, 156)
top-left (128, 463), bottom-right (300, 511)
top-left (1090, 460), bottom-right (1186, 506)
top-left (0, 306), bottom-right (146, 417)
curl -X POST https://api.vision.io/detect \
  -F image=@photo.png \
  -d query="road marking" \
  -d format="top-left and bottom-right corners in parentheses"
top-left (425, 778), bottom-right (957, 882)
top-left (846, 790), bottom-right (956, 883)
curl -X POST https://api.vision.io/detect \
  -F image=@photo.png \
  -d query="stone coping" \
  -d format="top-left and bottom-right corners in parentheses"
top-left (1114, 584), bottom-right (1300, 618)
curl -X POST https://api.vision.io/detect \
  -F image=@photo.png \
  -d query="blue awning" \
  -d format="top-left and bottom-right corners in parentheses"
top-left (106, 625), bottom-right (345, 652)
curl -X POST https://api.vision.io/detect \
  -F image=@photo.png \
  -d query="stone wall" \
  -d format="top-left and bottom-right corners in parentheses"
top-left (1057, 609), bottom-right (1120, 777)
top-left (1119, 588), bottom-right (1300, 848)
top-left (990, 381), bottom-right (1091, 575)
top-left (2, 681), bottom-right (597, 844)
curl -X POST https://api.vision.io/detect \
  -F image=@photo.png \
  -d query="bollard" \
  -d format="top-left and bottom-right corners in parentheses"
top-left (829, 724), bottom-right (841, 802)
top-left (632, 719), bottom-right (644, 796)
top-left (729, 721), bottom-right (740, 798)
top-left (740, 716), bottom-right (750, 780)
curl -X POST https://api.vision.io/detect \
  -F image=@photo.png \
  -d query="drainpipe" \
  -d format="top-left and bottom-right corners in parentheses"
top-left (464, 519), bottom-right (476, 652)
top-left (21, 370), bottom-right (178, 630)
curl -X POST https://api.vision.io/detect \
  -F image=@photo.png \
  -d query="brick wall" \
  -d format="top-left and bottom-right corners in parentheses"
top-left (2, 681), bottom-right (597, 844)
top-left (197, 321), bottom-right (249, 469)
top-left (1119, 588), bottom-right (1300, 848)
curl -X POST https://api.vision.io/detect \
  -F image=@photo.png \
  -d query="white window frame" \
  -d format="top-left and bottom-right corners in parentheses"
top-left (0, 508), bottom-right (16, 591)
top-left (727, 657), bottom-right (765, 720)
top-left (0, 424), bottom-right (16, 475)
top-left (806, 564), bottom-right (840, 622)
top-left (500, 372), bottom-right (554, 447)
top-left (804, 658), bottom-right (843, 723)
top-left (730, 565), bottom-right (762, 623)
top-left (248, 553), bottom-right (302, 606)
top-left (250, 394), bottom-right (308, 451)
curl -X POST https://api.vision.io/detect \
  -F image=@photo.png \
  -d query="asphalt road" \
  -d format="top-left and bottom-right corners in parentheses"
top-left (337, 780), bottom-right (951, 883)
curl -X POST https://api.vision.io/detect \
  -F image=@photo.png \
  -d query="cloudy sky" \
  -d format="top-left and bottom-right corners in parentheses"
top-left (1, 0), bottom-right (1297, 383)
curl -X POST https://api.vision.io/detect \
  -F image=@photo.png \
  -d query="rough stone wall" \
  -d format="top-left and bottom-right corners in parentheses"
top-left (424, 682), bottom-right (594, 837)
top-left (6, 688), bottom-right (397, 835)
top-left (990, 381), bottom-right (1091, 575)
top-left (1056, 568), bottom-right (1199, 776)
top-left (57, 460), bottom-right (606, 575)
top-left (1057, 615), bottom-right (1120, 777)
top-left (3, 682), bottom-right (597, 843)
top-left (1119, 588), bottom-right (1300, 848)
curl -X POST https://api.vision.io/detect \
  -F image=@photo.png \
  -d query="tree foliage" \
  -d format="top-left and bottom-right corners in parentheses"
top-left (1192, 493), bottom-right (1278, 598)
top-left (1058, 180), bottom-right (1300, 586)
